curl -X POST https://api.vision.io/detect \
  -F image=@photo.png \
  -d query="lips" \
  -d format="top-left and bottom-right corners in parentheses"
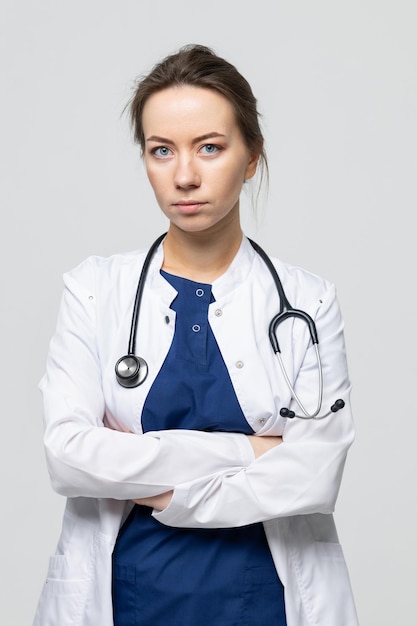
top-left (173, 201), bottom-right (207, 214)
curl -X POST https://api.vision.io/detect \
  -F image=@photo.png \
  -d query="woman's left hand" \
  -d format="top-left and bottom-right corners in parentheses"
top-left (133, 491), bottom-right (173, 511)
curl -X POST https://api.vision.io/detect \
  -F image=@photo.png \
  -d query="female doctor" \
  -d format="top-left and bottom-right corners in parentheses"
top-left (34, 45), bottom-right (358, 626)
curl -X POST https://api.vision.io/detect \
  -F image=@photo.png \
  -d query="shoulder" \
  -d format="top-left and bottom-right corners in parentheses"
top-left (62, 248), bottom-right (148, 292)
top-left (245, 237), bottom-right (331, 291)
top-left (272, 255), bottom-right (332, 291)
top-left (252, 246), bottom-right (335, 309)
top-left (265, 255), bottom-right (342, 330)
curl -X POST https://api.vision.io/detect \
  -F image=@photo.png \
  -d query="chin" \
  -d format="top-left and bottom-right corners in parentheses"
top-left (171, 221), bottom-right (227, 236)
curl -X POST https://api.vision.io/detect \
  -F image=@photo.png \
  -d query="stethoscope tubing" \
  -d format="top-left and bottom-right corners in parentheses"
top-left (128, 232), bottom-right (167, 356)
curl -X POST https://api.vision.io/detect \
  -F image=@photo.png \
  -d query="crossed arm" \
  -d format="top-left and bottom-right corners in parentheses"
top-left (133, 435), bottom-right (283, 510)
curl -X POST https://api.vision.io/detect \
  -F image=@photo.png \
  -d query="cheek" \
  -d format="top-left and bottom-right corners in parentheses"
top-left (222, 150), bottom-right (252, 188)
top-left (145, 165), bottom-right (166, 196)
top-left (221, 164), bottom-right (247, 198)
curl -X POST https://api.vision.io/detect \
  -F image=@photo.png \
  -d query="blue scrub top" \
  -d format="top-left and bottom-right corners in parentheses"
top-left (112, 271), bottom-right (286, 626)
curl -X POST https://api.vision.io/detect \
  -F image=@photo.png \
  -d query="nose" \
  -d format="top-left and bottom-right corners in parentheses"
top-left (174, 155), bottom-right (201, 189)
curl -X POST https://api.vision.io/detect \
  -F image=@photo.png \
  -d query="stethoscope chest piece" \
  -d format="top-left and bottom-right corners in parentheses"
top-left (115, 355), bottom-right (148, 388)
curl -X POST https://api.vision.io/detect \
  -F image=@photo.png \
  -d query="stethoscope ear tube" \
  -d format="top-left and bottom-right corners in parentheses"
top-left (252, 237), bottom-right (345, 420)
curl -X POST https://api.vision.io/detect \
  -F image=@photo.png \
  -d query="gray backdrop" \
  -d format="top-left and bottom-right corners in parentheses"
top-left (1, 1), bottom-right (416, 624)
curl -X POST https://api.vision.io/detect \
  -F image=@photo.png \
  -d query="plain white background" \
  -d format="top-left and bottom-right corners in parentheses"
top-left (1, 1), bottom-right (416, 624)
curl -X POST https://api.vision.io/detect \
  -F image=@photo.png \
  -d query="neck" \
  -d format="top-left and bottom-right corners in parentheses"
top-left (162, 220), bottom-right (243, 283)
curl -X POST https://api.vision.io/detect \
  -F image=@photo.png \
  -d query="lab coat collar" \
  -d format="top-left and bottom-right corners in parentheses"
top-left (212, 236), bottom-right (256, 301)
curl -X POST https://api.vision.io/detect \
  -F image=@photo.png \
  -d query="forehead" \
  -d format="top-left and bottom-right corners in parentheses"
top-left (142, 86), bottom-right (238, 136)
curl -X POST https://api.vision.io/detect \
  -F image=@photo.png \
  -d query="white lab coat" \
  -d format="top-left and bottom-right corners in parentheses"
top-left (33, 236), bottom-right (358, 626)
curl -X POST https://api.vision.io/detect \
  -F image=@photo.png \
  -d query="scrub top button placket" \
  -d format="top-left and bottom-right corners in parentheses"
top-left (183, 280), bottom-right (211, 363)
top-left (192, 287), bottom-right (205, 334)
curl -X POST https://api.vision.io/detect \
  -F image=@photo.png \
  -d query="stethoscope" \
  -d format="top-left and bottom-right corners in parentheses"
top-left (115, 234), bottom-right (345, 420)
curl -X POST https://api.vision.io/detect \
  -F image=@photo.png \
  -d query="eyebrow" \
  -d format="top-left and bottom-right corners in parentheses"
top-left (146, 132), bottom-right (227, 145)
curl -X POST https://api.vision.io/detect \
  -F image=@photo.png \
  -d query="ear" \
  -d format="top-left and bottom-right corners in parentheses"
top-left (244, 150), bottom-right (261, 181)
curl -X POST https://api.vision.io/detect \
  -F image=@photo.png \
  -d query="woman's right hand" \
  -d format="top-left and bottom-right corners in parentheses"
top-left (246, 435), bottom-right (283, 459)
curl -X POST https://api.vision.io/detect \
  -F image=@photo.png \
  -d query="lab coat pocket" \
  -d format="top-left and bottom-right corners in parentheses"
top-left (284, 514), bottom-right (357, 623)
top-left (33, 555), bottom-right (90, 626)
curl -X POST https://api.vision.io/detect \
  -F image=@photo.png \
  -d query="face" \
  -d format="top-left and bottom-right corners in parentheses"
top-left (142, 86), bottom-right (258, 235)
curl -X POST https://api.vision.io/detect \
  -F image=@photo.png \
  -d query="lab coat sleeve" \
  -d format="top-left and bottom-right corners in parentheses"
top-left (153, 283), bottom-right (355, 527)
top-left (41, 259), bottom-right (254, 500)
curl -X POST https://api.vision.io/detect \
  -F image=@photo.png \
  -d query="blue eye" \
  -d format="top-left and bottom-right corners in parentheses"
top-left (153, 146), bottom-right (171, 157)
top-left (201, 144), bottom-right (220, 155)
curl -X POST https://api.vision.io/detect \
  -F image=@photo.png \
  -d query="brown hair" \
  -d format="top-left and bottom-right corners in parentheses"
top-left (127, 44), bottom-right (268, 183)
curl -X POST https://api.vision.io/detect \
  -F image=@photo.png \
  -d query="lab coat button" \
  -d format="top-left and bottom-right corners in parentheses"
top-left (235, 360), bottom-right (244, 369)
top-left (196, 288), bottom-right (204, 297)
top-left (215, 309), bottom-right (223, 317)
top-left (164, 316), bottom-right (170, 324)
top-left (258, 417), bottom-right (267, 425)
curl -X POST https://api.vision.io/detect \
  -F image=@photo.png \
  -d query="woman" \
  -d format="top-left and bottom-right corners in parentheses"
top-left (34, 45), bottom-right (358, 625)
